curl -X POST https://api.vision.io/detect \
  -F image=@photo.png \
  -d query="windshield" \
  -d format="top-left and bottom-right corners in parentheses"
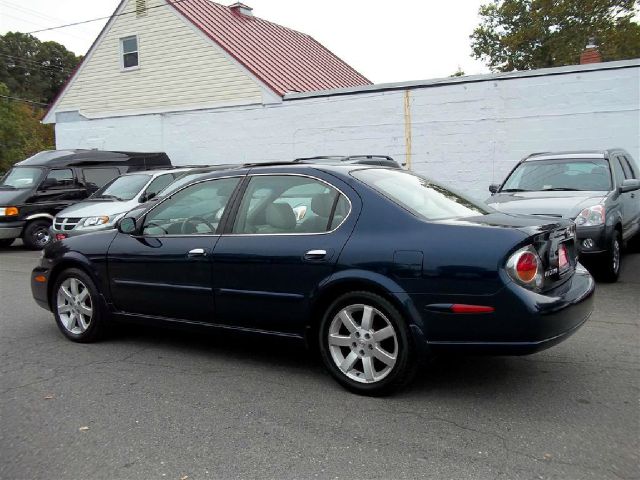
top-left (501, 159), bottom-right (612, 192)
top-left (0, 167), bottom-right (44, 189)
top-left (352, 168), bottom-right (490, 220)
top-left (92, 174), bottom-right (151, 201)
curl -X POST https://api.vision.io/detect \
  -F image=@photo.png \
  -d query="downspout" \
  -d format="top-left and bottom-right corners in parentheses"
top-left (403, 89), bottom-right (412, 170)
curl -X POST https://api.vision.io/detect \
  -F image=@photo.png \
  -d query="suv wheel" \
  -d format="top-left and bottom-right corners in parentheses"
top-left (599, 231), bottom-right (621, 283)
top-left (22, 219), bottom-right (52, 250)
top-left (318, 291), bottom-right (417, 396)
top-left (52, 268), bottom-right (107, 342)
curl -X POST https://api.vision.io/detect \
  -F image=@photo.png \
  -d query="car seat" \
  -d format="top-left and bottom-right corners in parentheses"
top-left (256, 203), bottom-right (297, 234)
top-left (297, 194), bottom-right (334, 233)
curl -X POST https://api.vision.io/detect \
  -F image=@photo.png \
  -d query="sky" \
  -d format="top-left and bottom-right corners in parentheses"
top-left (0, 0), bottom-right (491, 84)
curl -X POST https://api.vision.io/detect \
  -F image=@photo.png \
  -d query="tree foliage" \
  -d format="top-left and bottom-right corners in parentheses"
top-left (0, 83), bottom-right (54, 173)
top-left (471, 0), bottom-right (640, 71)
top-left (0, 32), bottom-right (81, 104)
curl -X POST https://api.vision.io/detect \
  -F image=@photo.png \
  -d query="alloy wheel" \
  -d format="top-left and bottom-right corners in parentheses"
top-left (612, 238), bottom-right (620, 274)
top-left (33, 226), bottom-right (51, 248)
top-left (56, 278), bottom-right (93, 334)
top-left (327, 304), bottom-right (398, 384)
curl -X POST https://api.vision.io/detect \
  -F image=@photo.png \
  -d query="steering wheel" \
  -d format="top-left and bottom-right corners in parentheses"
top-left (180, 216), bottom-right (217, 234)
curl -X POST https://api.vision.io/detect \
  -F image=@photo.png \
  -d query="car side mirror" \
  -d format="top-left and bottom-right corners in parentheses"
top-left (118, 217), bottom-right (138, 234)
top-left (140, 192), bottom-right (156, 203)
top-left (489, 184), bottom-right (500, 194)
top-left (619, 179), bottom-right (640, 193)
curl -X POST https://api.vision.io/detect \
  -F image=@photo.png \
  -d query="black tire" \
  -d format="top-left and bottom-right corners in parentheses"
top-left (22, 219), bottom-right (52, 250)
top-left (598, 230), bottom-right (622, 283)
top-left (51, 268), bottom-right (108, 343)
top-left (318, 291), bottom-right (417, 396)
top-left (0, 238), bottom-right (14, 248)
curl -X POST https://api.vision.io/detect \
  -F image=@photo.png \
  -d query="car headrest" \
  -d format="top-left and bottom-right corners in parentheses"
top-left (311, 194), bottom-right (334, 217)
top-left (266, 203), bottom-right (296, 230)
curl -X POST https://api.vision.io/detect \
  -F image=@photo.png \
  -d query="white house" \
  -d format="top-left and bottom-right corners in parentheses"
top-left (45, 0), bottom-right (640, 200)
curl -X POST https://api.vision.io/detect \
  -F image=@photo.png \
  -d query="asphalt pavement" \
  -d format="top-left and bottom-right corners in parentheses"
top-left (0, 241), bottom-right (638, 480)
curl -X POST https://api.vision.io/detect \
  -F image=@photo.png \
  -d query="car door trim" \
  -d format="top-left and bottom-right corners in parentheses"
top-left (217, 288), bottom-right (305, 300)
top-left (112, 278), bottom-right (212, 293)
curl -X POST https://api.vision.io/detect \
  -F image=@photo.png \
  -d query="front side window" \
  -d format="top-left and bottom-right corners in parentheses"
top-left (501, 159), bottom-right (612, 192)
top-left (143, 177), bottom-right (240, 235)
top-left (93, 174), bottom-right (151, 201)
top-left (612, 159), bottom-right (626, 186)
top-left (617, 156), bottom-right (633, 179)
top-left (42, 169), bottom-right (75, 188)
top-left (144, 174), bottom-right (175, 199)
top-left (352, 168), bottom-right (489, 221)
top-left (0, 167), bottom-right (43, 189)
top-left (232, 175), bottom-right (349, 234)
top-left (120, 35), bottom-right (139, 69)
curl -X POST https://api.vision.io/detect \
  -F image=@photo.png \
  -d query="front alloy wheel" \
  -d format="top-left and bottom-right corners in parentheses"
top-left (319, 291), bottom-right (417, 395)
top-left (52, 268), bottom-right (107, 342)
top-left (599, 231), bottom-right (621, 282)
top-left (57, 277), bottom-right (93, 334)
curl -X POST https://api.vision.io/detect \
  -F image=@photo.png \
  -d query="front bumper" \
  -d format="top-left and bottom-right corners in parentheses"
top-left (31, 265), bottom-right (51, 311)
top-left (415, 266), bottom-right (595, 355)
top-left (0, 221), bottom-right (25, 240)
top-left (576, 224), bottom-right (609, 255)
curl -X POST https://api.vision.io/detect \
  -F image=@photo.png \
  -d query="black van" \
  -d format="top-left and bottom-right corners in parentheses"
top-left (0, 150), bottom-right (171, 249)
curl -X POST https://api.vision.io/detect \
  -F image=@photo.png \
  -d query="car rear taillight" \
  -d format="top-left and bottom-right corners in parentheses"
top-left (506, 246), bottom-right (543, 291)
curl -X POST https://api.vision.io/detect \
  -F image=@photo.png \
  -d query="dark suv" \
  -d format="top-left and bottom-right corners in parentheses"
top-left (487, 149), bottom-right (640, 281)
top-left (0, 150), bottom-right (171, 249)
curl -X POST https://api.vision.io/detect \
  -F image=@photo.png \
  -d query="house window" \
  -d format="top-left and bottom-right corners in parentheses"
top-left (120, 36), bottom-right (139, 69)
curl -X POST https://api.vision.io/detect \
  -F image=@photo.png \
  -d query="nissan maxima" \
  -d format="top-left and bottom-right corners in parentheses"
top-left (31, 164), bottom-right (595, 395)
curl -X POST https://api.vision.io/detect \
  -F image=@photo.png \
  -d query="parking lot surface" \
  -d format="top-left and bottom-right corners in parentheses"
top-left (0, 242), bottom-right (638, 480)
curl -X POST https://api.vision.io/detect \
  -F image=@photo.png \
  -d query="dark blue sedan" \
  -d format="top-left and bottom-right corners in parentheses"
top-left (31, 163), bottom-right (595, 395)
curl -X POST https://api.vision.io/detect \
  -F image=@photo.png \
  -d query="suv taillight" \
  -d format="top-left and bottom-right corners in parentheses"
top-left (507, 246), bottom-right (543, 291)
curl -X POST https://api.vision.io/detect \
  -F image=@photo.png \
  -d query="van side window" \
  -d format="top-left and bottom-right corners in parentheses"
top-left (83, 168), bottom-right (120, 190)
top-left (43, 169), bottom-right (74, 188)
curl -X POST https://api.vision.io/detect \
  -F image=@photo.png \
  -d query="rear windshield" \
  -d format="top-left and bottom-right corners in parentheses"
top-left (351, 168), bottom-right (489, 220)
top-left (502, 159), bottom-right (612, 192)
top-left (0, 167), bottom-right (44, 189)
top-left (92, 174), bottom-right (151, 201)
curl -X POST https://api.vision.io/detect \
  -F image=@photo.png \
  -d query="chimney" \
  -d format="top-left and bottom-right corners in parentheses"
top-left (229, 2), bottom-right (253, 16)
top-left (580, 37), bottom-right (602, 65)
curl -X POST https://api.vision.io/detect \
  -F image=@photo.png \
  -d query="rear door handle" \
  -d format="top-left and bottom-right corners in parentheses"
top-left (304, 249), bottom-right (327, 261)
top-left (188, 248), bottom-right (207, 257)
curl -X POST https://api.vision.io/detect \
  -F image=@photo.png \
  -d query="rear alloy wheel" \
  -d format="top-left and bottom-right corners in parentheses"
top-left (599, 231), bottom-right (621, 283)
top-left (52, 268), bottom-right (107, 342)
top-left (319, 291), bottom-right (417, 395)
top-left (22, 219), bottom-right (52, 250)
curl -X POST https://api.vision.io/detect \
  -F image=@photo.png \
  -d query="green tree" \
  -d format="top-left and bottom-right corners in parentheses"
top-left (0, 32), bottom-right (81, 104)
top-left (470, 0), bottom-right (640, 72)
top-left (0, 83), bottom-right (54, 173)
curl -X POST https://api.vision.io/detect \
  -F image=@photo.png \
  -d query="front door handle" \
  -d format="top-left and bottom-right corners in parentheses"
top-left (188, 248), bottom-right (207, 257)
top-left (304, 249), bottom-right (327, 261)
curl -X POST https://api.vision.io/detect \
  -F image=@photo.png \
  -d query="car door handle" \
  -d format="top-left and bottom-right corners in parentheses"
top-left (304, 249), bottom-right (327, 261)
top-left (188, 248), bottom-right (207, 257)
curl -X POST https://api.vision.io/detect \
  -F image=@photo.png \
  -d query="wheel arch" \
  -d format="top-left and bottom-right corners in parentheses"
top-left (46, 254), bottom-right (100, 309)
top-left (306, 270), bottom-right (426, 352)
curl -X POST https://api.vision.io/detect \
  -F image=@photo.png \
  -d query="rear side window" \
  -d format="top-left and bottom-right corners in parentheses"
top-left (83, 168), bottom-right (120, 189)
top-left (232, 175), bottom-right (349, 234)
top-left (352, 168), bottom-right (488, 220)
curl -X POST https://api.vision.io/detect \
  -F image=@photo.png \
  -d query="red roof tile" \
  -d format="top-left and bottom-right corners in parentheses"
top-left (168, 0), bottom-right (372, 95)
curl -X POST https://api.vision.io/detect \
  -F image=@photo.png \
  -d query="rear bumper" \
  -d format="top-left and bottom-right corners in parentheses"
top-left (0, 221), bottom-right (25, 240)
top-left (415, 266), bottom-right (595, 355)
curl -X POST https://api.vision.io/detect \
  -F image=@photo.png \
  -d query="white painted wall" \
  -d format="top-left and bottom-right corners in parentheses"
top-left (55, 62), bottom-right (640, 201)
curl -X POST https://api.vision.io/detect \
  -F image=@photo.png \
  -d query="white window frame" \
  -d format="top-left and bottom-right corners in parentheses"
top-left (120, 35), bottom-right (140, 71)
